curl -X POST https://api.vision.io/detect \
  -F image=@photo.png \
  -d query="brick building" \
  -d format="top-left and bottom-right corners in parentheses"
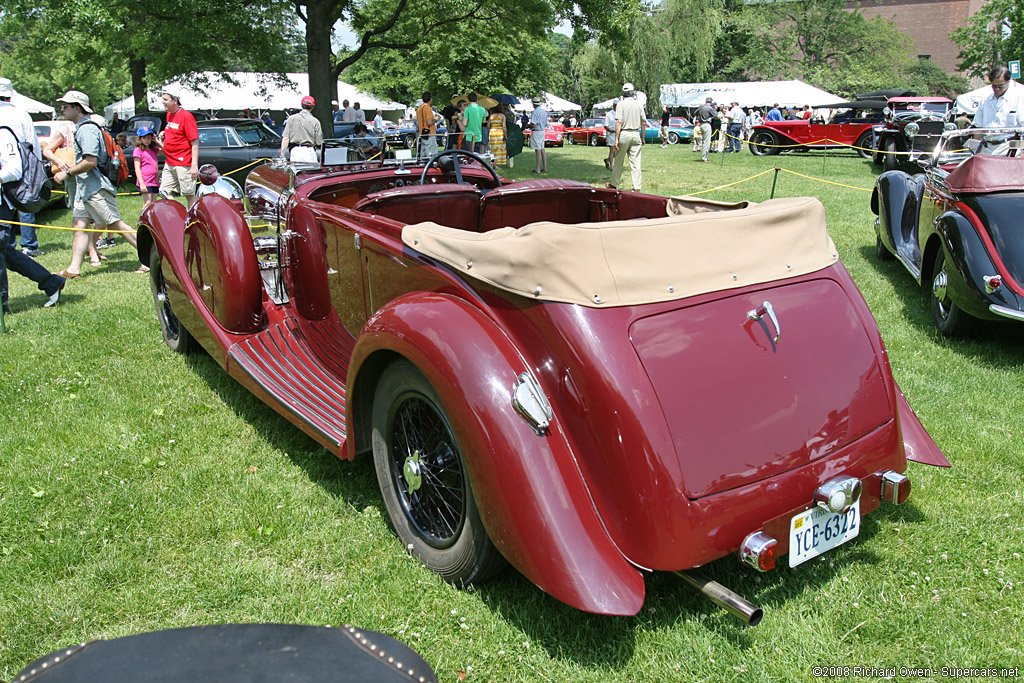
top-left (853, 0), bottom-right (987, 76)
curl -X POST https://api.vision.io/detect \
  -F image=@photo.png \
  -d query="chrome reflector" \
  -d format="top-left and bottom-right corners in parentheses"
top-left (814, 476), bottom-right (862, 514)
top-left (512, 372), bottom-right (553, 435)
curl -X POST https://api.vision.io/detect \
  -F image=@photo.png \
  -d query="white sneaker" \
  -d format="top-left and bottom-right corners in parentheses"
top-left (661, 143), bottom-right (667, 148)
top-left (44, 286), bottom-right (62, 308)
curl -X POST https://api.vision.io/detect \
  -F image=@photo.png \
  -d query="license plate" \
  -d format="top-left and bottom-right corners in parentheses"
top-left (788, 501), bottom-right (860, 568)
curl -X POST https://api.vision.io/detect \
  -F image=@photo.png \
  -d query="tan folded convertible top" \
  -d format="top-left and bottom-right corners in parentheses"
top-left (402, 196), bottom-right (838, 307)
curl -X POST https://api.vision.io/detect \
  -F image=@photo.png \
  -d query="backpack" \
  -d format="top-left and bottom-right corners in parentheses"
top-left (0, 126), bottom-right (52, 213)
top-left (78, 120), bottom-right (130, 186)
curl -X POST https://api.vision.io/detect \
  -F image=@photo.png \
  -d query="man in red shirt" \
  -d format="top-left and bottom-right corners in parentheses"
top-left (159, 86), bottom-right (199, 205)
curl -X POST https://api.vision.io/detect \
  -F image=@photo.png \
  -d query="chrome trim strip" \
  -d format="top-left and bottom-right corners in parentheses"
top-left (989, 304), bottom-right (1024, 321)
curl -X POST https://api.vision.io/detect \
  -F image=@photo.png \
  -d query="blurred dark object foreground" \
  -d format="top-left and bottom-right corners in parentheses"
top-left (13, 624), bottom-right (438, 683)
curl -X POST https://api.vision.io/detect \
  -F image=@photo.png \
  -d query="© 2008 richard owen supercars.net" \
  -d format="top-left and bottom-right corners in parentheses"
top-left (872, 126), bottom-right (1024, 336)
top-left (138, 143), bottom-right (948, 623)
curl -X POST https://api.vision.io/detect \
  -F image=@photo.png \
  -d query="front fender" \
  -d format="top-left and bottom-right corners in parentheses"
top-left (347, 292), bottom-right (645, 616)
top-left (873, 170), bottom-right (924, 256)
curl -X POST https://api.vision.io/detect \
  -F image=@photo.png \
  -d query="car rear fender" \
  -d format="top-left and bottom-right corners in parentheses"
top-left (874, 170), bottom-right (925, 257)
top-left (932, 209), bottom-right (1023, 317)
top-left (895, 385), bottom-right (950, 467)
top-left (346, 292), bottom-right (645, 616)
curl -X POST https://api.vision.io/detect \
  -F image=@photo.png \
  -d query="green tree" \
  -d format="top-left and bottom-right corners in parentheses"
top-left (727, 0), bottom-right (915, 98)
top-left (292, 0), bottom-right (638, 133)
top-left (951, 0), bottom-right (1023, 78)
top-left (342, 2), bottom-right (563, 106)
top-left (906, 59), bottom-right (969, 99)
top-left (569, 0), bottom-right (725, 112)
top-left (0, 0), bottom-right (300, 114)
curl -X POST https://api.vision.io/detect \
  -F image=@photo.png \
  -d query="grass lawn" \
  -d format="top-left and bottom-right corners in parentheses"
top-left (1, 144), bottom-right (1022, 681)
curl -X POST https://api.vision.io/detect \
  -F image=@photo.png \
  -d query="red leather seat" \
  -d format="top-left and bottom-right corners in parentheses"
top-left (479, 179), bottom-right (600, 231)
top-left (353, 183), bottom-right (480, 230)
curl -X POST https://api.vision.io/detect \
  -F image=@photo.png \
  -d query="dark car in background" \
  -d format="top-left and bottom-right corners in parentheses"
top-left (382, 121), bottom-right (447, 150)
top-left (125, 118), bottom-right (282, 185)
top-left (872, 96), bottom-right (954, 171)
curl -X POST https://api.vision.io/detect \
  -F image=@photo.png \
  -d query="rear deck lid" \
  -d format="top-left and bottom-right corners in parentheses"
top-left (630, 278), bottom-right (891, 499)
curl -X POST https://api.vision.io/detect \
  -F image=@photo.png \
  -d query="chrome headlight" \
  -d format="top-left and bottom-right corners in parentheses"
top-left (883, 106), bottom-right (891, 117)
top-left (904, 122), bottom-right (920, 137)
top-left (944, 122), bottom-right (957, 131)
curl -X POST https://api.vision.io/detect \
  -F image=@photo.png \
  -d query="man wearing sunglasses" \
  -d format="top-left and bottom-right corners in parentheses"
top-left (975, 65), bottom-right (1022, 129)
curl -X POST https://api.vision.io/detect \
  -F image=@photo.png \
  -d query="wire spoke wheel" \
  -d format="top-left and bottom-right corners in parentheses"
top-left (371, 360), bottom-right (506, 585)
top-left (388, 392), bottom-right (466, 548)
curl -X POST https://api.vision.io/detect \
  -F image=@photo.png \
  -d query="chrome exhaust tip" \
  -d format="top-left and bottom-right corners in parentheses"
top-left (674, 570), bottom-right (763, 626)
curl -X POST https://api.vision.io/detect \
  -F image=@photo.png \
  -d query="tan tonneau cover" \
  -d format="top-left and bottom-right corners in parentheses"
top-left (402, 196), bottom-right (838, 307)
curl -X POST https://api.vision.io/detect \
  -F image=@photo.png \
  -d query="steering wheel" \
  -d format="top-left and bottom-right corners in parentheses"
top-left (419, 149), bottom-right (502, 188)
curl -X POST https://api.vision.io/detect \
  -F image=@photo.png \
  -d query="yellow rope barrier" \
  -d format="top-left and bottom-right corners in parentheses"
top-left (687, 168), bottom-right (778, 196)
top-left (775, 168), bottom-right (872, 192)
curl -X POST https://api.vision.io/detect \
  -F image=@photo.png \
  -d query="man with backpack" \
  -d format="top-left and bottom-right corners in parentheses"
top-left (0, 99), bottom-right (65, 313)
top-left (52, 90), bottom-right (146, 279)
top-left (0, 77), bottom-right (45, 257)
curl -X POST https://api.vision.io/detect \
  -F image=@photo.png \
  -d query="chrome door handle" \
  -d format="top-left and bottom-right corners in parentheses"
top-left (747, 301), bottom-right (781, 344)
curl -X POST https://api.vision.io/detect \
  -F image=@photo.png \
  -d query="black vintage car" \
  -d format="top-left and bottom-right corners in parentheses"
top-left (872, 97), bottom-right (955, 171)
top-left (871, 127), bottom-right (1024, 336)
top-left (125, 118), bottom-right (282, 185)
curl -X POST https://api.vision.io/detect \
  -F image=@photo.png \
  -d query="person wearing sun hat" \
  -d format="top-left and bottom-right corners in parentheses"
top-left (280, 95), bottom-right (323, 163)
top-left (528, 95), bottom-right (548, 173)
top-left (53, 89), bottom-right (147, 280)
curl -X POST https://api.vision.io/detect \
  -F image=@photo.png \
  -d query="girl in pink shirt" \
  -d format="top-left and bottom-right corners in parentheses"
top-left (133, 126), bottom-right (161, 208)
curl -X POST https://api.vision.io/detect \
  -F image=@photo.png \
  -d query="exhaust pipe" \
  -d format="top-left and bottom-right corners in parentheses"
top-left (673, 570), bottom-right (763, 626)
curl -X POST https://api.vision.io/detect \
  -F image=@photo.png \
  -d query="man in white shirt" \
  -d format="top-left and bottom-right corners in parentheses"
top-left (727, 102), bottom-right (745, 153)
top-left (975, 65), bottom-right (1023, 128)
top-left (610, 82), bottom-right (645, 191)
top-left (341, 99), bottom-right (356, 123)
top-left (973, 65), bottom-right (1023, 155)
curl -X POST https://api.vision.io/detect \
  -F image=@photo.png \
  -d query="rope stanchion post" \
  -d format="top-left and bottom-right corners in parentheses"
top-left (770, 167), bottom-right (780, 199)
top-left (1, 301), bottom-right (6, 334)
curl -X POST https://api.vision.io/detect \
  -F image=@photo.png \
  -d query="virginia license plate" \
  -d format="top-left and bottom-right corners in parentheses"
top-left (788, 501), bottom-right (860, 568)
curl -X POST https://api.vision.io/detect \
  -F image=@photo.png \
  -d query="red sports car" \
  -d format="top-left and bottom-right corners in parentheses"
top-left (137, 147), bottom-right (947, 622)
top-left (564, 118), bottom-right (609, 146)
top-left (749, 100), bottom-right (885, 158)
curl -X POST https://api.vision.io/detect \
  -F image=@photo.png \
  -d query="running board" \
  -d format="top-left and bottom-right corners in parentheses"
top-left (228, 318), bottom-right (349, 452)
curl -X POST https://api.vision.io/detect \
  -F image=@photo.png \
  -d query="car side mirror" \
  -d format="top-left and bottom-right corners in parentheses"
top-left (917, 158), bottom-right (931, 170)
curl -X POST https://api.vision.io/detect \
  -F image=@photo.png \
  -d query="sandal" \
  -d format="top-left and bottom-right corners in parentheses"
top-left (56, 269), bottom-right (80, 280)
top-left (134, 266), bottom-right (151, 274)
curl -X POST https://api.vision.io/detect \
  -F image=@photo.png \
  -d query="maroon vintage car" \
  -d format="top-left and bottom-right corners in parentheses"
top-left (137, 147), bottom-right (947, 623)
top-left (749, 100), bottom-right (885, 158)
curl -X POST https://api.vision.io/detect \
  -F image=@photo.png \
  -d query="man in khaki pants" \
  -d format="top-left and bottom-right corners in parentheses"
top-left (608, 82), bottom-right (645, 192)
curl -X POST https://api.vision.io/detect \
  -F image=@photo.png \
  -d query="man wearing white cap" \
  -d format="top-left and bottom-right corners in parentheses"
top-left (609, 82), bottom-right (645, 191)
top-left (159, 86), bottom-right (199, 205)
top-left (53, 90), bottom-right (146, 279)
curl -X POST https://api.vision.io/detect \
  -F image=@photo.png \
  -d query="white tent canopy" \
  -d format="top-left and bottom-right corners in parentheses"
top-left (512, 91), bottom-right (581, 113)
top-left (593, 92), bottom-right (649, 116)
top-left (660, 80), bottom-right (840, 109)
top-left (955, 84), bottom-right (992, 115)
top-left (11, 90), bottom-right (55, 117)
top-left (103, 71), bottom-right (405, 121)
